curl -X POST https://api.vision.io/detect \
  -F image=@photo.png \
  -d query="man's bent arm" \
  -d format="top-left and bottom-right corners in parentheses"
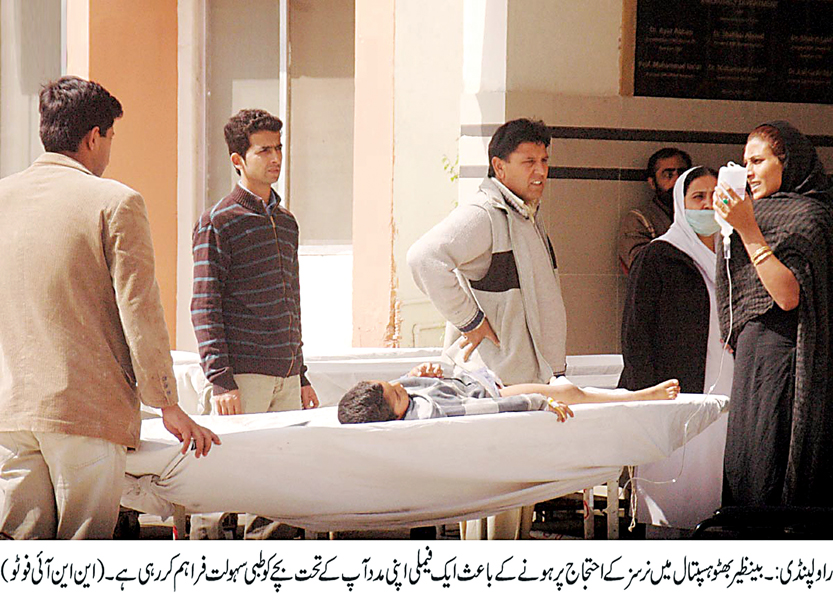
top-left (618, 210), bottom-right (653, 273)
top-left (407, 204), bottom-right (493, 332)
top-left (105, 192), bottom-right (179, 408)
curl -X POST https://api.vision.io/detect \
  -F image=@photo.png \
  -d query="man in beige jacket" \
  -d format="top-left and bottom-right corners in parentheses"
top-left (0, 76), bottom-right (219, 539)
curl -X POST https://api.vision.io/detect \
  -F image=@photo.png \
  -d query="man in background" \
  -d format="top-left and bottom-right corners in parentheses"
top-left (618, 147), bottom-right (692, 273)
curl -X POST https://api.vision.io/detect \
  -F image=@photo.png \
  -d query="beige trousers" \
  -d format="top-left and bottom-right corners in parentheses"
top-left (0, 430), bottom-right (126, 539)
top-left (192, 373), bottom-right (302, 539)
top-left (221, 373), bottom-right (302, 414)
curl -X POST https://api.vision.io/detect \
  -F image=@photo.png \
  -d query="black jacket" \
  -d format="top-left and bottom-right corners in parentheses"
top-left (618, 240), bottom-right (710, 393)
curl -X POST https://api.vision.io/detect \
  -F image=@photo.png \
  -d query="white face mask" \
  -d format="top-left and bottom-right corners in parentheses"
top-left (684, 209), bottom-right (720, 236)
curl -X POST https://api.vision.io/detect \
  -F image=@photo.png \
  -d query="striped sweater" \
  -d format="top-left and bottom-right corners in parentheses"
top-left (191, 184), bottom-right (308, 394)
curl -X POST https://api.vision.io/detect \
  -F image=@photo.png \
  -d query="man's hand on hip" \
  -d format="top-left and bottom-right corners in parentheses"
top-left (459, 317), bottom-right (500, 361)
top-left (212, 389), bottom-right (242, 415)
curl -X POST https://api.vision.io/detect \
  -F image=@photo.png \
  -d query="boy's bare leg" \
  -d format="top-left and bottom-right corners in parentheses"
top-left (500, 379), bottom-right (680, 404)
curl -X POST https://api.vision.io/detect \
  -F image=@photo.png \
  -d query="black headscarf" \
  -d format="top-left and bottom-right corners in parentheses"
top-left (716, 120), bottom-right (833, 505)
top-left (766, 120), bottom-right (832, 203)
top-left (717, 121), bottom-right (833, 346)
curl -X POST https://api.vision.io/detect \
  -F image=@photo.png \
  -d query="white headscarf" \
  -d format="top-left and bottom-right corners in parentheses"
top-left (656, 167), bottom-right (733, 395)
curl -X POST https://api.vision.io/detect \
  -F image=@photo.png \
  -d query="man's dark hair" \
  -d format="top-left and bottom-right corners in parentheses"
top-left (487, 118), bottom-right (550, 177)
top-left (338, 381), bottom-right (396, 424)
top-left (646, 147), bottom-right (692, 181)
top-left (224, 109), bottom-right (283, 158)
top-left (39, 76), bottom-right (123, 153)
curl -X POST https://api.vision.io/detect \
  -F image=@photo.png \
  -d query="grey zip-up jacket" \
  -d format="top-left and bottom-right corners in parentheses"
top-left (407, 177), bottom-right (567, 384)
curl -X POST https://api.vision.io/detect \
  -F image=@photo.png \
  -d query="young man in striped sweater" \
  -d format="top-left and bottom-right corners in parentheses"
top-left (191, 110), bottom-right (318, 539)
top-left (191, 109), bottom-right (318, 416)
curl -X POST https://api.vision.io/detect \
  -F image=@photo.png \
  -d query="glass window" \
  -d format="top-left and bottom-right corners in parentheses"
top-left (205, 0), bottom-right (283, 209)
top-left (0, 0), bottom-right (62, 178)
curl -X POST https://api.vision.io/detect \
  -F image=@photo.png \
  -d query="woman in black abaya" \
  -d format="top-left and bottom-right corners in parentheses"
top-left (714, 121), bottom-right (833, 507)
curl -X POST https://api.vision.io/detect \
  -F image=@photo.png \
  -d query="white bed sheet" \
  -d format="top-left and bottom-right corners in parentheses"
top-left (123, 393), bottom-right (727, 532)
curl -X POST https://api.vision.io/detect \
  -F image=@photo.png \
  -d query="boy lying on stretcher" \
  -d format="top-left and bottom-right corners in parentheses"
top-left (337, 363), bottom-right (680, 424)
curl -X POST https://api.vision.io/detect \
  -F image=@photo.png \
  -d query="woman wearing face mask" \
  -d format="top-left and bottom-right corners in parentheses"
top-left (619, 166), bottom-right (734, 532)
top-left (714, 121), bottom-right (833, 508)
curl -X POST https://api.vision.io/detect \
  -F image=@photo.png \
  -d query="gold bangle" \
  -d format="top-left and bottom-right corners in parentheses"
top-left (752, 249), bottom-right (774, 267)
top-left (750, 245), bottom-right (772, 264)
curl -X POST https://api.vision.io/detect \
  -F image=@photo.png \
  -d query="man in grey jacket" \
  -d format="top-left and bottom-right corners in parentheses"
top-left (408, 118), bottom-right (567, 386)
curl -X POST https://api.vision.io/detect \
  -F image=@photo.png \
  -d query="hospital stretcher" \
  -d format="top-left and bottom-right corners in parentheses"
top-left (123, 352), bottom-right (727, 538)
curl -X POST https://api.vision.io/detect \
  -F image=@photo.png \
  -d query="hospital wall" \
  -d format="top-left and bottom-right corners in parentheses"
top-left (80, 0), bottom-right (179, 346)
top-left (392, 0), bottom-right (833, 355)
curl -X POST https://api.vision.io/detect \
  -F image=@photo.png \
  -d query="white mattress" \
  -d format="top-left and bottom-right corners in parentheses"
top-left (123, 391), bottom-right (728, 532)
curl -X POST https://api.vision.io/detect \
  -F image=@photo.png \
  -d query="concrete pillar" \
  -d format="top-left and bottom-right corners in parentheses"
top-left (175, 0), bottom-right (205, 352)
top-left (459, 0), bottom-right (509, 202)
top-left (64, 0), bottom-right (89, 78)
top-left (351, 0), bottom-right (397, 347)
